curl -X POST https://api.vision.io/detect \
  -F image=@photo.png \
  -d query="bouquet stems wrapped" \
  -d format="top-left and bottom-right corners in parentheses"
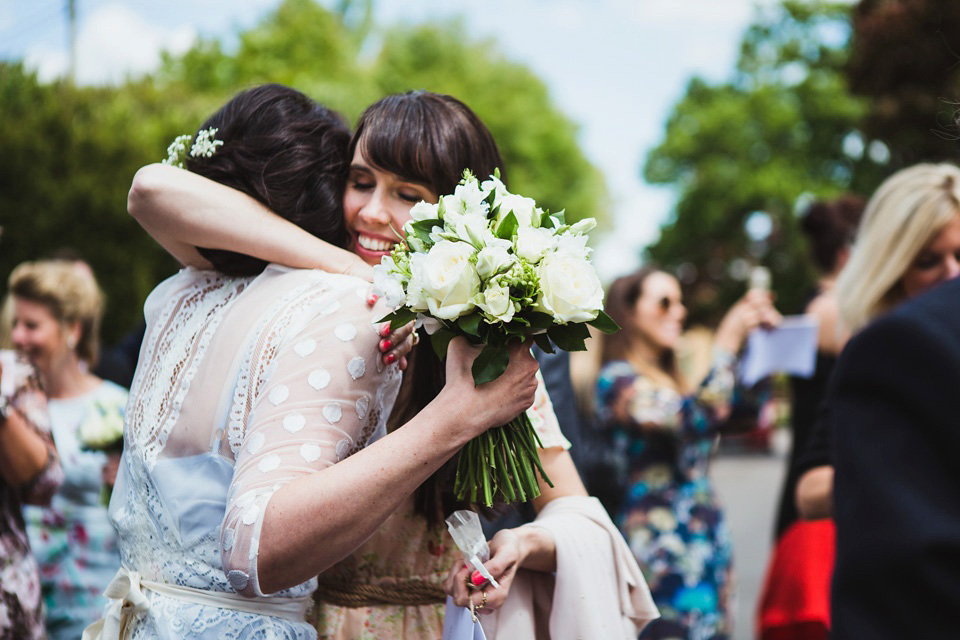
top-left (378, 170), bottom-right (617, 506)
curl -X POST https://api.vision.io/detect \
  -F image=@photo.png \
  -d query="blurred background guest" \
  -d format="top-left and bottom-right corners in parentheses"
top-left (813, 163), bottom-right (960, 639)
top-left (7, 260), bottom-right (126, 640)
top-left (756, 194), bottom-right (864, 640)
top-left (0, 349), bottom-right (62, 640)
top-left (594, 266), bottom-right (779, 639)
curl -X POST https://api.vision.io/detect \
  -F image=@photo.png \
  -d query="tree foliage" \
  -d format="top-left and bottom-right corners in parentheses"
top-left (643, 1), bottom-right (889, 321)
top-left (847, 0), bottom-right (960, 167)
top-left (0, 0), bottom-right (604, 345)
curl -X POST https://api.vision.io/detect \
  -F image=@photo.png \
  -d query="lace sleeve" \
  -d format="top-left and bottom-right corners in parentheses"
top-left (220, 282), bottom-right (399, 597)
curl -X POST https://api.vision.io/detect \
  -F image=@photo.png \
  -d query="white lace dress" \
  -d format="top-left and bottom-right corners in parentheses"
top-left (109, 265), bottom-right (401, 639)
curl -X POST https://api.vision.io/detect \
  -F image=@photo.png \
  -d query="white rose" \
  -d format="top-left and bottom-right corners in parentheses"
top-left (516, 225), bottom-right (557, 263)
top-left (412, 241), bottom-right (480, 320)
top-left (497, 194), bottom-right (538, 227)
top-left (536, 248), bottom-right (604, 323)
top-left (410, 201), bottom-right (440, 222)
top-left (475, 242), bottom-right (516, 279)
top-left (477, 283), bottom-right (515, 323)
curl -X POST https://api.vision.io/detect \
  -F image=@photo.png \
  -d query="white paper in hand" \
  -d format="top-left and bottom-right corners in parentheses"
top-left (445, 510), bottom-right (500, 588)
top-left (739, 315), bottom-right (819, 387)
top-left (442, 597), bottom-right (488, 640)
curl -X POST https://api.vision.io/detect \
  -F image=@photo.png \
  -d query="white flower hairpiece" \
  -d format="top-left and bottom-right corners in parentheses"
top-left (162, 127), bottom-right (223, 168)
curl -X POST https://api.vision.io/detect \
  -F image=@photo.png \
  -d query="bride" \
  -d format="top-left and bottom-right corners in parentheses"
top-left (89, 84), bottom-right (540, 639)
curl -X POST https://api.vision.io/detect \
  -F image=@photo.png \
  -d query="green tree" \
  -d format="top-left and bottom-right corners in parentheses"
top-left (643, 1), bottom-right (887, 321)
top-left (1, 0), bottom-right (605, 346)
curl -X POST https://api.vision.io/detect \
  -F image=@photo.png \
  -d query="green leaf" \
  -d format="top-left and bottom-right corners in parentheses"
top-left (549, 210), bottom-right (565, 227)
top-left (376, 307), bottom-right (418, 330)
top-left (457, 313), bottom-right (481, 337)
top-left (587, 311), bottom-right (620, 334)
top-left (547, 322), bottom-right (590, 352)
top-left (471, 342), bottom-right (510, 385)
top-left (523, 311), bottom-right (554, 330)
top-left (533, 333), bottom-right (555, 354)
top-left (496, 211), bottom-right (518, 239)
top-left (430, 329), bottom-right (456, 359)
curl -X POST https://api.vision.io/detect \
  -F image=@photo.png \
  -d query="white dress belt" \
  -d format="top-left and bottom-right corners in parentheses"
top-left (82, 566), bottom-right (312, 640)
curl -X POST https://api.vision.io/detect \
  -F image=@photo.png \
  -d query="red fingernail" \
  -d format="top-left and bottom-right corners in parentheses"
top-left (471, 571), bottom-right (486, 586)
top-left (379, 323), bottom-right (391, 337)
top-left (384, 353), bottom-right (396, 365)
top-left (379, 339), bottom-right (392, 351)
top-left (367, 294), bottom-right (379, 305)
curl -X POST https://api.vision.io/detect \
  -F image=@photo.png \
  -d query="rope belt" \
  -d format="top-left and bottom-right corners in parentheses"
top-left (82, 567), bottom-right (312, 640)
top-left (315, 576), bottom-right (446, 607)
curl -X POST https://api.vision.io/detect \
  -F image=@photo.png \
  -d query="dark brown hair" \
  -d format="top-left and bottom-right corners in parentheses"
top-left (800, 195), bottom-right (866, 273)
top-left (360, 91), bottom-right (506, 523)
top-left (601, 268), bottom-right (681, 385)
top-left (349, 91), bottom-right (505, 196)
top-left (186, 84), bottom-right (351, 276)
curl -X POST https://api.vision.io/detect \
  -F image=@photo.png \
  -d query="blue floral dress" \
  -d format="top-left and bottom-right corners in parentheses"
top-left (24, 380), bottom-right (127, 640)
top-left (595, 353), bottom-right (742, 640)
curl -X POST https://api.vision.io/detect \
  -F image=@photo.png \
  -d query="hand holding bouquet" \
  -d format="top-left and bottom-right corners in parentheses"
top-left (376, 170), bottom-right (617, 506)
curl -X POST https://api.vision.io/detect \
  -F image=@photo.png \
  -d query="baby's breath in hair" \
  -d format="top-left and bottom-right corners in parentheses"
top-left (162, 134), bottom-right (192, 168)
top-left (190, 127), bottom-right (224, 159)
top-left (161, 127), bottom-right (223, 168)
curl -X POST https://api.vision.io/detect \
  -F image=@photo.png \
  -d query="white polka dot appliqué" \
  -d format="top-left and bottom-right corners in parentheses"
top-left (356, 395), bottom-right (370, 420)
top-left (308, 369), bottom-right (330, 391)
top-left (236, 492), bottom-right (256, 510)
top-left (336, 439), bottom-right (352, 460)
top-left (246, 433), bottom-right (266, 455)
top-left (300, 443), bottom-right (323, 463)
top-left (258, 454), bottom-right (281, 473)
top-left (283, 413), bottom-right (306, 433)
top-left (334, 323), bottom-right (357, 342)
top-left (222, 527), bottom-right (236, 552)
top-left (347, 356), bottom-right (366, 380)
top-left (268, 385), bottom-right (289, 406)
top-left (227, 570), bottom-right (249, 592)
top-left (293, 339), bottom-right (316, 357)
top-left (241, 503), bottom-right (260, 526)
top-left (323, 403), bottom-right (342, 424)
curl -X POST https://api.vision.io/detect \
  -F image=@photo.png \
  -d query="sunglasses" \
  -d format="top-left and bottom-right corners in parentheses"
top-left (657, 296), bottom-right (683, 312)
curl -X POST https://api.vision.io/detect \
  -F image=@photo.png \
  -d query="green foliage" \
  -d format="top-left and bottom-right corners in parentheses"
top-left (643, 1), bottom-right (889, 322)
top-left (1, 0), bottom-right (603, 349)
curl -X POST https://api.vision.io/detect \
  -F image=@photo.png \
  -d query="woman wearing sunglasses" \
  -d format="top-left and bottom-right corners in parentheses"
top-left (594, 267), bottom-right (779, 639)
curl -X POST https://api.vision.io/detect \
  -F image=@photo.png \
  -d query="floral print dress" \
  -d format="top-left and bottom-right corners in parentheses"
top-left (0, 355), bottom-right (62, 640)
top-left (311, 372), bottom-right (569, 640)
top-left (24, 380), bottom-right (127, 640)
top-left (595, 353), bottom-right (741, 640)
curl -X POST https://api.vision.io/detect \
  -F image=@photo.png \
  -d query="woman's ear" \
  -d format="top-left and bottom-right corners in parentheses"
top-left (65, 320), bottom-right (82, 352)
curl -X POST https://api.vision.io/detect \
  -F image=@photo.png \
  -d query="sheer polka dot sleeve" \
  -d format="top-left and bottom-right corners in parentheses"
top-left (220, 277), bottom-right (400, 597)
top-left (527, 370), bottom-right (571, 451)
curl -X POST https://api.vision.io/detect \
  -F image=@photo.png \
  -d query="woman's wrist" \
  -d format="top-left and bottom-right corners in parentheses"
top-left (516, 525), bottom-right (556, 572)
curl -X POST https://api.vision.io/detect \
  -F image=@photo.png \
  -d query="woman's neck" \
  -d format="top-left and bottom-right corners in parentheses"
top-left (626, 339), bottom-right (664, 372)
top-left (42, 356), bottom-right (98, 399)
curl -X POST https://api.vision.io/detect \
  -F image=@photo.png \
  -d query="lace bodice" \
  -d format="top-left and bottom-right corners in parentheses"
top-left (110, 266), bottom-right (401, 639)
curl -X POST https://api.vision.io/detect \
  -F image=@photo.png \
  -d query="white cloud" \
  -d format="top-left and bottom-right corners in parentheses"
top-left (25, 3), bottom-right (196, 86)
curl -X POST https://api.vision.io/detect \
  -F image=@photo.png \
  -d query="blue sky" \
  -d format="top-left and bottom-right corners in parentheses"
top-left (0, 0), bottom-right (787, 280)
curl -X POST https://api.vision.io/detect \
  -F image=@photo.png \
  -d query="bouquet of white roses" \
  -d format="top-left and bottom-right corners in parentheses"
top-left (376, 170), bottom-right (617, 506)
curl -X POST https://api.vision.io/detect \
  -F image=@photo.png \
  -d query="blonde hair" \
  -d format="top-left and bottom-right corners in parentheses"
top-left (8, 260), bottom-right (105, 367)
top-left (837, 163), bottom-right (960, 332)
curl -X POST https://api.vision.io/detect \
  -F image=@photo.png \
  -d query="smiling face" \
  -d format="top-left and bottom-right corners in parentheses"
top-left (343, 145), bottom-right (439, 266)
top-left (10, 297), bottom-right (72, 376)
top-left (632, 271), bottom-right (687, 353)
top-left (900, 213), bottom-right (960, 299)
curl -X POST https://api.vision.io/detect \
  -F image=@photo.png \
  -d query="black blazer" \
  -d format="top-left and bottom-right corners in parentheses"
top-left (830, 276), bottom-right (960, 639)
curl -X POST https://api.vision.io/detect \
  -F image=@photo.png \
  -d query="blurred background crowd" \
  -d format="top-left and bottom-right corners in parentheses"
top-left (1, 1), bottom-right (959, 639)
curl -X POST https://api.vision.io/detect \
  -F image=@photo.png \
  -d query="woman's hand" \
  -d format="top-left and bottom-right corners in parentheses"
top-left (714, 289), bottom-right (782, 354)
top-left (443, 526), bottom-right (556, 614)
top-left (440, 338), bottom-right (540, 439)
